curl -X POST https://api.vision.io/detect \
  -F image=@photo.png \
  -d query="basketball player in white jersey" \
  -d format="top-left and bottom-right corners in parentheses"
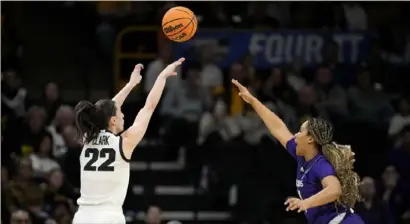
top-left (72, 58), bottom-right (185, 224)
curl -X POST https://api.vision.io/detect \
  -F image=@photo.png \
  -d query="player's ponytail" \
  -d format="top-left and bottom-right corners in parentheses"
top-left (75, 100), bottom-right (106, 143)
top-left (308, 118), bottom-right (361, 208)
top-left (321, 143), bottom-right (361, 208)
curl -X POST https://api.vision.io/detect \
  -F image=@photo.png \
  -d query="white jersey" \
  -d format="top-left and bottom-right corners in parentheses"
top-left (77, 130), bottom-right (130, 208)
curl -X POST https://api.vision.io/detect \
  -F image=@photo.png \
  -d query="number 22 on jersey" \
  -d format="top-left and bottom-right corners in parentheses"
top-left (83, 148), bottom-right (116, 171)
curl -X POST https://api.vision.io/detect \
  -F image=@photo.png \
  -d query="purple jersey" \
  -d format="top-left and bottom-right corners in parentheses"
top-left (286, 138), bottom-right (351, 224)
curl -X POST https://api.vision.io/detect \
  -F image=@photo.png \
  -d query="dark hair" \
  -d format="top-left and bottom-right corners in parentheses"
top-left (307, 118), bottom-right (361, 208)
top-left (182, 61), bottom-right (202, 80)
top-left (401, 125), bottom-right (410, 135)
top-left (74, 99), bottom-right (117, 143)
top-left (316, 64), bottom-right (332, 72)
top-left (36, 133), bottom-right (54, 158)
top-left (48, 168), bottom-right (63, 179)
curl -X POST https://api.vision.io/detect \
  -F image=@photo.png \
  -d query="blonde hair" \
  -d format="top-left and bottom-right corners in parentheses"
top-left (308, 118), bottom-right (361, 208)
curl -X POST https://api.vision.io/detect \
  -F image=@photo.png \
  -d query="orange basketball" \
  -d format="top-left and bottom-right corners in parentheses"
top-left (162, 6), bottom-right (198, 42)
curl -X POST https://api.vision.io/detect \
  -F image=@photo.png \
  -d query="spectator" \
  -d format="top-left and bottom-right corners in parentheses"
top-left (240, 53), bottom-right (256, 82)
top-left (195, 98), bottom-right (241, 189)
top-left (347, 68), bottom-right (394, 124)
top-left (320, 41), bottom-right (350, 86)
top-left (29, 134), bottom-right (61, 178)
top-left (255, 72), bottom-right (296, 133)
top-left (389, 127), bottom-right (410, 184)
top-left (200, 3), bottom-right (231, 28)
top-left (366, 41), bottom-right (388, 88)
top-left (1, 70), bottom-right (27, 118)
top-left (41, 82), bottom-right (63, 124)
top-left (286, 59), bottom-right (306, 92)
top-left (10, 210), bottom-right (32, 224)
top-left (266, 67), bottom-right (297, 105)
top-left (258, 71), bottom-right (276, 102)
top-left (333, 3), bottom-right (348, 30)
top-left (199, 45), bottom-right (223, 91)
top-left (381, 166), bottom-right (409, 223)
top-left (19, 106), bottom-right (49, 157)
top-left (95, 18), bottom-right (116, 60)
top-left (5, 158), bottom-right (46, 221)
top-left (388, 97), bottom-right (410, 137)
top-left (266, 2), bottom-right (291, 28)
top-left (144, 44), bottom-right (181, 94)
top-left (355, 176), bottom-right (394, 224)
top-left (61, 125), bottom-right (82, 188)
top-left (322, 41), bottom-right (340, 69)
top-left (47, 105), bottom-right (75, 158)
top-left (44, 169), bottom-right (77, 217)
top-left (49, 201), bottom-right (72, 224)
top-left (313, 65), bottom-right (348, 121)
top-left (244, 2), bottom-right (280, 29)
top-left (146, 206), bottom-right (162, 224)
top-left (160, 63), bottom-right (210, 124)
top-left (381, 166), bottom-right (400, 203)
top-left (167, 221), bottom-right (182, 224)
top-left (227, 62), bottom-right (247, 117)
top-left (240, 102), bottom-right (274, 145)
top-left (247, 74), bottom-right (262, 97)
top-left (342, 3), bottom-right (368, 31)
top-left (2, 165), bottom-right (9, 186)
top-left (2, 166), bottom-right (11, 224)
top-left (293, 85), bottom-right (328, 129)
top-left (161, 63), bottom-right (210, 159)
top-left (198, 98), bottom-right (241, 145)
top-left (95, 1), bottom-right (132, 59)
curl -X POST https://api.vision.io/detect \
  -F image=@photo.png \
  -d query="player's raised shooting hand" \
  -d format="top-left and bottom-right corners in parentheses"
top-left (161, 57), bottom-right (185, 78)
top-left (232, 79), bottom-right (254, 104)
top-left (129, 63), bottom-right (144, 87)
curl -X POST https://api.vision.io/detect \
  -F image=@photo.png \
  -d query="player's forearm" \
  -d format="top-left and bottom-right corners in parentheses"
top-left (249, 96), bottom-right (289, 137)
top-left (304, 186), bottom-right (341, 208)
top-left (144, 74), bottom-right (167, 110)
top-left (112, 83), bottom-right (135, 108)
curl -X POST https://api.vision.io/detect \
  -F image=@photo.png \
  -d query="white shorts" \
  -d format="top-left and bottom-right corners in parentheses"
top-left (73, 206), bottom-right (126, 224)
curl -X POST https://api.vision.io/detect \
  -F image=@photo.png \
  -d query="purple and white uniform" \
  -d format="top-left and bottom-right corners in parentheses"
top-left (286, 138), bottom-right (364, 224)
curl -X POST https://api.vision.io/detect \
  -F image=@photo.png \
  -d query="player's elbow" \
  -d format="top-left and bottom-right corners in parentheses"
top-left (144, 101), bottom-right (157, 112)
top-left (322, 176), bottom-right (342, 201)
top-left (328, 185), bottom-right (342, 201)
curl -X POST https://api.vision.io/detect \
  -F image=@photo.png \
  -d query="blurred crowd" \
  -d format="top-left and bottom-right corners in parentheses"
top-left (2, 1), bottom-right (410, 224)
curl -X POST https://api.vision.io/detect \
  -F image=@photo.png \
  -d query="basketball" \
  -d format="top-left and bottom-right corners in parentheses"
top-left (162, 6), bottom-right (197, 42)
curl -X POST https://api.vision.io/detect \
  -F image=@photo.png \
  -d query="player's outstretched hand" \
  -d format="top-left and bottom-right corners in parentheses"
top-left (161, 57), bottom-right (185, 77)
top-left (129, 63), bottom-right (144, 87)
top-left (232, 79), bottom-right (254, 104)
top-left (284, 197), bottom-right (311, 213)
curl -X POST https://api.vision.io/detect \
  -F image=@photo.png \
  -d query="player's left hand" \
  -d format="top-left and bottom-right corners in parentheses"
top-left (285, 197), bottom-right (311, 213)
top-left (129, 63), bottom-right (144, 87)
top-left (161, 57), bottom-right (185, 78)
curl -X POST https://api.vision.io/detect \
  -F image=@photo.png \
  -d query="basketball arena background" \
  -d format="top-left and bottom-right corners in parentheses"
top-left (2, 2), bottom-right (410, 224)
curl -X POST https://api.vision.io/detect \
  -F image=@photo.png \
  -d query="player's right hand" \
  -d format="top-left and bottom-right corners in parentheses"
top-left (161, 57), bottom-right (185, 77)
top-left (232, 79), bottom-right (254, 104)
top-left (129, 63), bottom-right (144, 87)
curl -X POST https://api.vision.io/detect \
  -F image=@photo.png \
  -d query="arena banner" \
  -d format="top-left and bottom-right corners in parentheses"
top-left (173, 30), bottom-right (374, 69)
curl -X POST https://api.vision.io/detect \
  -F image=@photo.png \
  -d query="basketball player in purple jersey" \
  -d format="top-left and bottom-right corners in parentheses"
top-left (232, 79), bottom-right (364, 224)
